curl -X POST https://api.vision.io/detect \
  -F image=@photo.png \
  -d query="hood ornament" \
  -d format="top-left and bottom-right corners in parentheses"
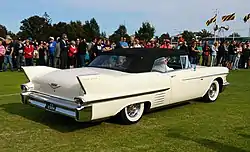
top-left (49, 83), bottom-right (61, 90)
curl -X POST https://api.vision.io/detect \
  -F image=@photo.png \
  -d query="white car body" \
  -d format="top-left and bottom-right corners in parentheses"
top-left (20, 49), bottom-right (229, 124)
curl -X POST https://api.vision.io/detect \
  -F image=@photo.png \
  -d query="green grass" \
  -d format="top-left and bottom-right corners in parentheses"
top-left (0, 70), bottom-right (250, 152)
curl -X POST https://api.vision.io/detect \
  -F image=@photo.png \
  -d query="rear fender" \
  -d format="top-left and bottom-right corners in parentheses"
top-left (91, 96), bottom-right (154, 120)
top-left (114, 100), bottom-right (151, 116)
top-left (22, 66), bottom-right (59, 81)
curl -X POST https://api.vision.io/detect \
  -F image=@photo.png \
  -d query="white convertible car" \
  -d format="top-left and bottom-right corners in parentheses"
top-left (20, 48), bottom-right (229, 124)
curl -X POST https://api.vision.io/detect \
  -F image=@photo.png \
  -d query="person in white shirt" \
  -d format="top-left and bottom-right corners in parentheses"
top-left (210, 41), bottom-right (219, 67)
top-left (232, 42), bottom-right (242, 70)
top-left (130, 39), bottom-right (142, 48)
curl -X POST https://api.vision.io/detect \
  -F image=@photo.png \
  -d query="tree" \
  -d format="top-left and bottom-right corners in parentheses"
top-left (19, 15), bottom-right (51, 40)
top-left (0, 24), bottom-right (17, 40)
top-left (196, 29), bottom-right (213, 39)
top-left (100, 31), bottom-right (107, 39)
top-left (229, 32), bottom-right (241, 37)
top-left (181, 30), bottom-right (195, 44)
top-left (159, 33), bottom-right (170, 42)
top-left (90, 18), bottom-right (100, 38)
top-left (65, 21), bottom-right (85, 40)
top-left (50, 22), bottom-right (68, 39)
top-left (109, 25), bottom-right (130, 42)
top-left (0, 24), bottom-right (7, 38)
top-left (135, 22), bottom-right (155, 41)
top-left (83, 18), bottom-right (100, 41)
top-left (7, 31), bottom-right (17, 40)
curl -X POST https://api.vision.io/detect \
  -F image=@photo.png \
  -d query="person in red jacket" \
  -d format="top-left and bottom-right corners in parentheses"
top-left (24, 39), bottom-right (34, 66)
top-left (160, 39), bottom-right (172, 49)
top-left (68, 40), bottom-right (77, 68)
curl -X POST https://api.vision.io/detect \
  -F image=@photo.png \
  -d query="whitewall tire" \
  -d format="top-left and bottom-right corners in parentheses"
top-left (203, 80), bottom-right (220, 102)
top-left (120, 103), bottom-right (144, 125)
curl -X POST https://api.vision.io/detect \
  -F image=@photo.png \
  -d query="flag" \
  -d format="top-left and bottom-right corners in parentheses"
top-left (206, 15), bottom-right (217, 26)
top-left (222, 13), bottom-right (236, 22)
top-left (243, 13), bottom-right (250, 23)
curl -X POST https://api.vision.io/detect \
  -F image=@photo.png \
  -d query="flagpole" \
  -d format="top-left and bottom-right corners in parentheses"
top-left (248, 22), bottom-right (250, 37)
top-left (214, 9), bottom-right (218, 42)
top-left (232, 20), bottom-right (235, 41)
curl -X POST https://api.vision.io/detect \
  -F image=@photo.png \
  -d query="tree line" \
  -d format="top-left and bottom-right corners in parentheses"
top-left (0, 12), bottom-right (241, 43)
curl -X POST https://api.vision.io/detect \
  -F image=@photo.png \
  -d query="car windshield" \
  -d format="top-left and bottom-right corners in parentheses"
top-left (88, 55), bottom-right (134, 71)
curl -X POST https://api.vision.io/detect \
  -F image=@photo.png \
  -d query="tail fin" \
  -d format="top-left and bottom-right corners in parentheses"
top-left (22, 66), bottom-right (59, 81)
top-left (76, 72), bottom-right (100, 95)
top-left (76, 76), bottom-right (87, 94)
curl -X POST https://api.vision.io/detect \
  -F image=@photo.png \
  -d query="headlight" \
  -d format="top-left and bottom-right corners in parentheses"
top-left (74, 97), bottom-right (85, 107)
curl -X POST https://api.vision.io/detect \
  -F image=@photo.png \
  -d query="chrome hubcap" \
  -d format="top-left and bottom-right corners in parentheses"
top-left (208, 83), bottom-right (217, 98)
top-left (126, 104), bottom-right (141, 117)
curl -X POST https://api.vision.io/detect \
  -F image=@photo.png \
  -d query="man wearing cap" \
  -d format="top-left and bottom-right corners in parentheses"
top-left (60, 34), bottom-right (68, 69)
top-left (3, 35), bottom-right (14, 71)
top-left (48, 37), bottom-right (57, 67)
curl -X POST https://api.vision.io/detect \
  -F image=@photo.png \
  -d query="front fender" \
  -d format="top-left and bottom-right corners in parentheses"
top-left (201, 76), bottom-right (228, 97)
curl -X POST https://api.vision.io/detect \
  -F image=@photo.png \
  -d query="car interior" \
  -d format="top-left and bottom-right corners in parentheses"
top-left (151, 55), bottom-right (190, 73)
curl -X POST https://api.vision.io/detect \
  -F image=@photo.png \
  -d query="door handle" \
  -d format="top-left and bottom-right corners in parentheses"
top-left (171, 75), bottom-right (176, 78)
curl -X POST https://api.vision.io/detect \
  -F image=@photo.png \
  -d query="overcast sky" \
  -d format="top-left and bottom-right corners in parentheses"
top-left (1, 0), bottom-right (250, 36)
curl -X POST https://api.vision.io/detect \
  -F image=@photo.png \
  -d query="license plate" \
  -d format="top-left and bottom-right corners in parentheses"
top-left (45, 103), bottom-right (56, 111)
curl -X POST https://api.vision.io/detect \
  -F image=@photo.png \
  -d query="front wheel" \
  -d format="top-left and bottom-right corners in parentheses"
top-left (119, 103), bottom-right (144, 125)
top-left (203, 80), bottom-right (220, 102)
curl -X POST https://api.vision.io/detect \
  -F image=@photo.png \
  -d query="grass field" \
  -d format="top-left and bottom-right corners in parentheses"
top-left (0, 70), bottom-right (250, 152)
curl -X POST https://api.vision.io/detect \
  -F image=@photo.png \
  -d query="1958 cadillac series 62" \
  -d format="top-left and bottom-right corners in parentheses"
top-left (20, 48), bottom-right (229, 124)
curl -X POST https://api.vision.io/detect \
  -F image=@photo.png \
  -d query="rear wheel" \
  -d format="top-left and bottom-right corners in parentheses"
top-left (120, 103), bottom-right (144, 125)
top-left (203, 80), bottom-right (220, 102)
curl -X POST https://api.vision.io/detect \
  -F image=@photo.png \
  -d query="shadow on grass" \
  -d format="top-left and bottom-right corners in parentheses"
top-left (166, 129), bottom-right (249, 152)
top-left (0, 101), bottom-right (193, 130)
top-left (0, 103), bottom-right (102, 133)
top-left (145, 101), bottom-right (191, 114)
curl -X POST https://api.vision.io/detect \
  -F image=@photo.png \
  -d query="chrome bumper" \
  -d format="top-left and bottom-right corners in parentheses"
top-left (21, 91), bottom-right (92, 122)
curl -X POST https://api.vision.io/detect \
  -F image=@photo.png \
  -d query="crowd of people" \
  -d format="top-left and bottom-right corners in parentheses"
top-left (0, 34), bottom-right (250, 72)
top-left (188, 40), bottom-right (250, 70)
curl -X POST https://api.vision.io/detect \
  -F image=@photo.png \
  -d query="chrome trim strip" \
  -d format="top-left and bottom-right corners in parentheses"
top-left (29, 99), bottom-right (45, 108)
top-left (77, 72), bottom-right (99, 77)
top-left (182, 73), bottom-right (228, 81)
top-left (56, 107), bottom-right (76, 118)
top-left (86, 88), bottom-right (170, 104)
top-left (31, 91), bottom-right (74, 102)
top-left (29, 93), bottom-right (77, 110)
